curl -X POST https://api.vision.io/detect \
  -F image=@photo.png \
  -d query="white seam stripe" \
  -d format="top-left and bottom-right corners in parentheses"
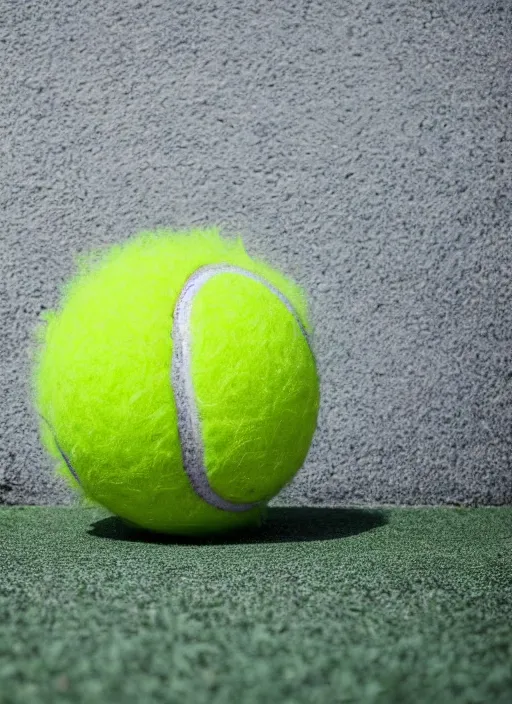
top-left (171, 264), bottom-right (311, 513)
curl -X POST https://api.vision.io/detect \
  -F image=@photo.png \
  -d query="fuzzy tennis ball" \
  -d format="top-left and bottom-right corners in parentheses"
top-left (31, 228), bottom-right (320, 535)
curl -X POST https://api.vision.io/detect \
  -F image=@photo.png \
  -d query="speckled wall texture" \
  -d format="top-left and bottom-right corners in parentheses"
top-left (1, 0), bottom-right (511, 507)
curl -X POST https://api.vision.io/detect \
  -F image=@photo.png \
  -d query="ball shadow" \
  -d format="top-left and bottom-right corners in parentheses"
top-left (88, 506), bottom-right (388, 545)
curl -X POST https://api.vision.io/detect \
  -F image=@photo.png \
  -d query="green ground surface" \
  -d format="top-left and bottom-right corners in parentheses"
top-left (0, 506), bottom-right (511, 703)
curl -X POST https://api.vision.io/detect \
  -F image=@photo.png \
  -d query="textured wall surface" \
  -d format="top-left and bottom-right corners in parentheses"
top-left (1, 0), bottom-right (511, 507)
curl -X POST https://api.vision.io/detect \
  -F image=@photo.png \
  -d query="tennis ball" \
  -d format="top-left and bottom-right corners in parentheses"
top-left (31, 227), bottom-right (320, 535)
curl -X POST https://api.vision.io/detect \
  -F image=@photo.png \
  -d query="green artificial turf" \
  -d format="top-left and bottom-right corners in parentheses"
top-left (0, 506), bottom-right (511, 703)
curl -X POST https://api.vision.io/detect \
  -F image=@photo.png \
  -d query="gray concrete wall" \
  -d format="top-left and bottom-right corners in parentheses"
top-left (1, 0), bottom-right (511, 507)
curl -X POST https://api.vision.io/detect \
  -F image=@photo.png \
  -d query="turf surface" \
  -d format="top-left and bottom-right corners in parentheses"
top-left (0, 506), bottom-right (511, 703)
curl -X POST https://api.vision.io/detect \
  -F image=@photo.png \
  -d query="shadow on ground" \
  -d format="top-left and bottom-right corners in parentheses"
top-left (88, 506), bottom-right (388, 545)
